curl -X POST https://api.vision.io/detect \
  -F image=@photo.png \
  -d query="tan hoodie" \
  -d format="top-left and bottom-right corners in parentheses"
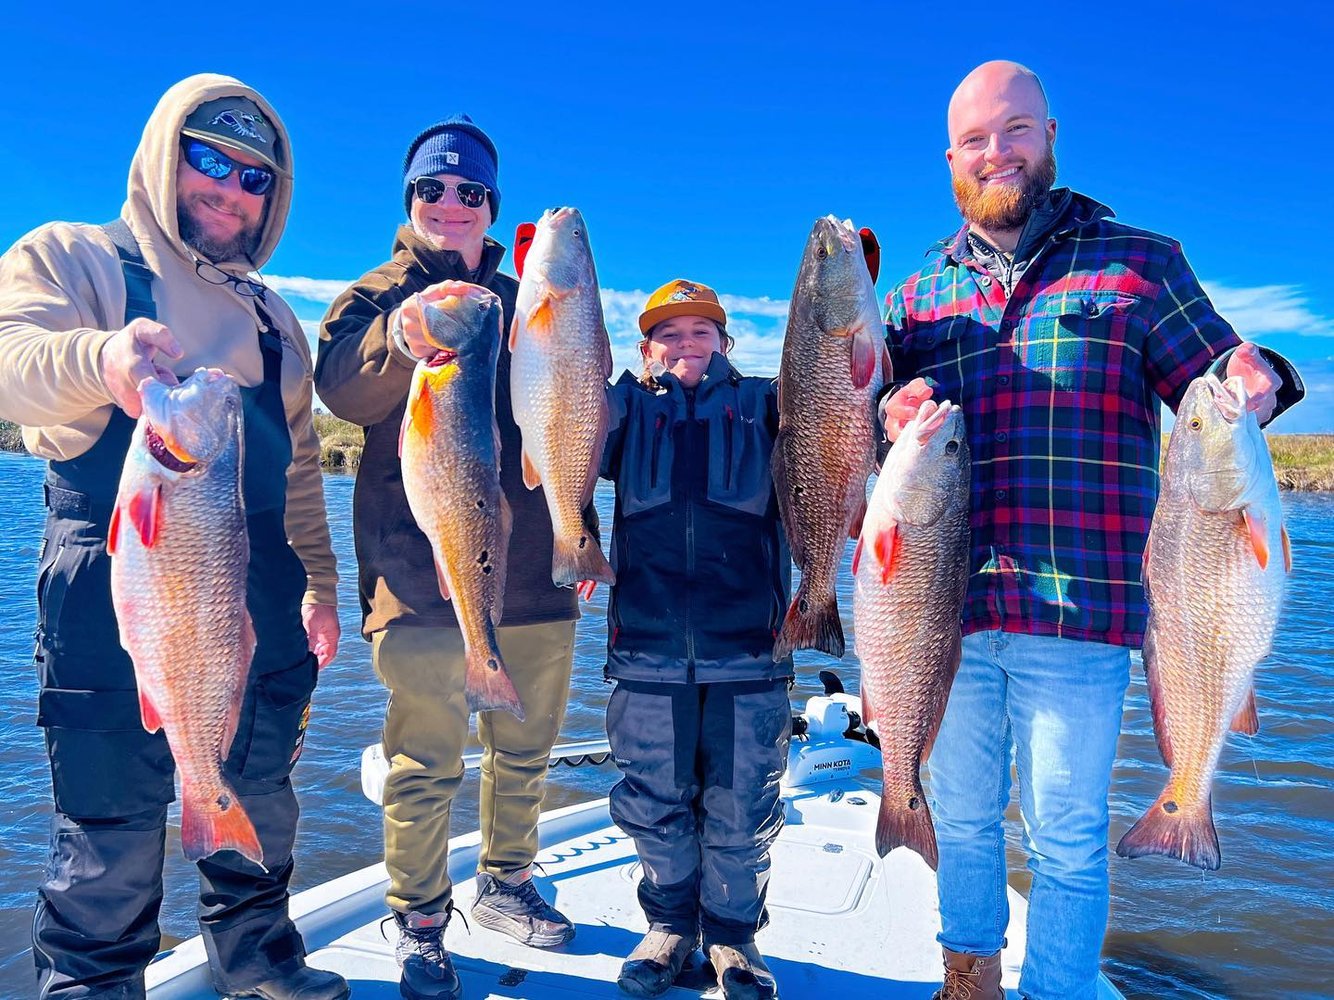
top-left (0, 73), bottom-right (336, 606)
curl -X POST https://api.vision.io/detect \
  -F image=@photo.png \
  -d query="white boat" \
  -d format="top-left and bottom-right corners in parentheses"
top-left (145, 679), bottom-right (1126, 999)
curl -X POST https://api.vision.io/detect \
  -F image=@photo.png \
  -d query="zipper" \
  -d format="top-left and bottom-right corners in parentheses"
top-left (723, 403), bottom-right (734, 490)
top-left (650, 414), bottom-right (665, 490)
top-left (684, 392), bottom-right (697, 681)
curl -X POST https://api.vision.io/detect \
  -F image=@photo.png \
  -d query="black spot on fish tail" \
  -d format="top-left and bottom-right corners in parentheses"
top-left (483, 565), bottom-right (493, 574)
top-left (487, 658), bottom-right (500, 673)
top-left (476, 499), bottom-right (486, 509)
top-left (908, 796), bottom-right (920, 811)
top-left (217, 794), bottom-right (232, 809)
top-left (578, 535), bottom-right (587, 549)
top-left (1164, 801), bottom-right (1178, 814)
top-left (477, 550), bottom-right (489, 565)
top-left (799, 598), bottom-right (809, 613)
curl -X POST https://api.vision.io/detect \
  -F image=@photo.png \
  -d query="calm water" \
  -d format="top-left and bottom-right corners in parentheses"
top-left (0, 449), bottom-right (1329, 999)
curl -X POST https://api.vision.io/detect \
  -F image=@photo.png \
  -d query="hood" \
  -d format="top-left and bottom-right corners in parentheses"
top-left (123, 73), bottom-right (293, 272)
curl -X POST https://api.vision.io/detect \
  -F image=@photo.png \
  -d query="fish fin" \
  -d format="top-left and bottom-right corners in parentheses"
top-left (770, 444), bottom-right (805, 565)
top-left (180, 778), bottom-right (265, 868)
top-left (1243, 508), bottom-right (1270, 569)
top-left (875, 784), bottom-right (938, 869)
top-left (773, 584), bottom-right (844, 659)
top-left (127, 486), bottom-right (163, 547)
top-left (851, 536), bottom-right (864, 577)
top-left (224, 614), bottom-right (257, 756)
top-left (848, 494), bottom-right (868, 540)
top-left (464, 638), bottom-right (525, 721)
top-left (1115, 791), bottom-right (1220, 871)
top-left (404, 375), bottom-right (434, 448)
top-left (552, 530), bottom-right (615, 588)
top-left (1230, 687), bottom-right (1260, 735)
top-left (874, 523), bottom-right (899, 585)
top-left (851, 324), bottom-right (876, 389)
top-left (508, 313), bottom-right (520, 353)
top-left (1282, 524), bottom-right (1293, 573)
top-left (1141, 627), bottom-right (1175, 769)
top-left (860, 686), bottom-right (875, 729)
top-left (528, 293), bottom-right (557, 337)
top-left (881, 342), bottom-right (893, 384)
top-left (921, 632), bottom-right (963, 765)
top-left (138, 688), bottom-right (162, 734)
top-left (434, 558), bottom-right (451, 601)
top-left (601, 333), bottom-right (613, 380)
top-left (108, 505), bottom-right (122, 555)
top-left (521, 449), bottom-right (542, 490)
top-left (397, 405), bottom-right (408, 458)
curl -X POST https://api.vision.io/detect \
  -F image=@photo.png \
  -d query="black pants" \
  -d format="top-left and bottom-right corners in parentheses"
top-left (607, 677), bottom-right (791, 947)
top-left (33, 499), bottom-right (317, 999)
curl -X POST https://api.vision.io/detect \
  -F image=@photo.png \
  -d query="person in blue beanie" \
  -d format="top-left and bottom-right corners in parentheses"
top-left (315, 115), bottom-right (579, 1000)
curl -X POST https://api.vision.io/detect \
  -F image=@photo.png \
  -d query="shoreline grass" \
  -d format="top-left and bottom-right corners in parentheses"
top-left (3, 418), bottom-right (1334, 490)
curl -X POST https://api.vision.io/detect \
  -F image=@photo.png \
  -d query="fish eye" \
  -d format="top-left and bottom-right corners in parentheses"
top-left (945, 440), bottom-right (960, 455)
top-left (816, 245), bottom-right (828, 259)
top-left (1189, 417), bottom-right (1203, 430)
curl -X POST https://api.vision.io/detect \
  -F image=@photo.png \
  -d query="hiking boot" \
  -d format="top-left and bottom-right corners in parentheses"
top-left (226, 964), bottom-right (350, 1000)
top-left (617, 925), bottom-right (699, 998)
top-left (393, 909), bottom-right (462, 1000)
top-left (471, 869), bottom-right (575, 947)
top-left (706, 941), bottom-right (778, 1000)
top-left (931, 947), bottom-right (1004, 1000)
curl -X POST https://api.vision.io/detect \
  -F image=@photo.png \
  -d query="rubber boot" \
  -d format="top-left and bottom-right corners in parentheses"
top-left (617, 924), bottom-right (699, 998)
top-left (707, 941), bottom-right (778, 1000)
top-left (931, 947), bottom-right (1004, 1000)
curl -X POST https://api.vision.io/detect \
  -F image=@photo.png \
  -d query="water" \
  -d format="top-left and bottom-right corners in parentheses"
top-left (0, 449), bottom-right (1329, 998)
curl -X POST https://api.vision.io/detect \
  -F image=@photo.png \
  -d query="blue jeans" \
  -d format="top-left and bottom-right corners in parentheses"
top-left (929, 631), bottom-right (1130, 1000)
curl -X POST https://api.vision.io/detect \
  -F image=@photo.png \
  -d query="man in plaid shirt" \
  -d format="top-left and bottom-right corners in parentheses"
top-left (880, 61), bottom-right (1302, 1000)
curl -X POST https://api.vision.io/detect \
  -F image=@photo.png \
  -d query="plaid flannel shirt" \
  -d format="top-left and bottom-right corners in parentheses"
top-left (885, 190), bottom-right (1240, 648)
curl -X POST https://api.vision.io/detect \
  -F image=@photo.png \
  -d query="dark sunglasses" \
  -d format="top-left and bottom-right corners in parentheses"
top-left (182, 139), bottom-right (276, 196)
top-left (412, 176), bottom-right (488, 209)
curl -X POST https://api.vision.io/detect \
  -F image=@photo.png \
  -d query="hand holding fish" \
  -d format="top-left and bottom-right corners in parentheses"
top-left (1225, 342), bottom-right (1279, 424)
top-left (880, 377), bottom-right (934, 444)
top-left (392, 281), bottom-right (489, 361)
top-left (302, 602), bottom-right (340, 668)
top-left (101, 317), bottom-right (183, 417)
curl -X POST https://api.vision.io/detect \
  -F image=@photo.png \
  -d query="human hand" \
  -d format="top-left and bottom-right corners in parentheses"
top-left (392, 282), bottom-right (487, 361)
top-left (880, 377), bottom-right (934, 443)
top-left (101, 318), bottom-right (183, 417)
top-left (302, 603), bottom-right (341, 668)
top-left (1226, 343), bottom-right (1279, 425)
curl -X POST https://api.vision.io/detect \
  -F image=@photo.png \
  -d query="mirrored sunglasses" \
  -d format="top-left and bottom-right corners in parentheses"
top-left (412, 176), bottom-right (488, 210)
top-left (182, 139), bottom-right (275, 196)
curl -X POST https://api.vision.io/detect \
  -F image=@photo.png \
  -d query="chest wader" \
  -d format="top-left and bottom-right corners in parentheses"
top-left (32, 221), bottom-right (319, 999)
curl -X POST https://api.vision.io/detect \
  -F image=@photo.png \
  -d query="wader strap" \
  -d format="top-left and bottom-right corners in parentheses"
top-left (101, 219), bottom-right (157, 323)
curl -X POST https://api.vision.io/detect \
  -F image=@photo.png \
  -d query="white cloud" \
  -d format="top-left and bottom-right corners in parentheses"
top-left (266, 275), bottom-right (353, 302)
top-left (1202, 282), bottom-right (1334, 339)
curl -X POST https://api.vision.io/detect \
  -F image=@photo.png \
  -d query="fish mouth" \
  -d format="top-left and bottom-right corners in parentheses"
top-left (425, 348), bottom-right (459, 368)
top-left (1204, 373), bottom-right (1247, 422)
top-left (145, 425), bottom-right (199, 471)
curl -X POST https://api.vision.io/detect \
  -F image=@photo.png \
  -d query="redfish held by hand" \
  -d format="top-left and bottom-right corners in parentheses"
top-left (509, 207), bottom-right (615, 590)
top-left (1116, 373), bottom-right (1289, 870)
top-left (109, 368), bottom-right (261, 866)
top-left (773, 215), bottom-right (889, 660)
top-left (398, 283), bottom-right (523, 719)
top-left (851, 399), bottom-right (970, 869)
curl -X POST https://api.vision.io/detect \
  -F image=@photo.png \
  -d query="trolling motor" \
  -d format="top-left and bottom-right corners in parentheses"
top-left (782, 670), bottom-right (883, 790)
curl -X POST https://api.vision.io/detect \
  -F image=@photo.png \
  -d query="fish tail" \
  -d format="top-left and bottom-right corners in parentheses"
top-left (465, 641), bottom-right (526, 722)
top-left (180, 778), bottom-right (264, 869)
top-left (773, 583), bottom-right (844, 659)
top-left (1116, 791), bottom-right (1220, 871)
top-left (876, 784), bottom-right (938, 868)
top-left (551, 529), bottom-right (615, 588)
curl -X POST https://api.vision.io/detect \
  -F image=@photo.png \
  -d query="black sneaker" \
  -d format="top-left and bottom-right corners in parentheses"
top-left (393, 909), bottom-right (462, 1000)
top-left (471, 870), bottom-right (575, 947)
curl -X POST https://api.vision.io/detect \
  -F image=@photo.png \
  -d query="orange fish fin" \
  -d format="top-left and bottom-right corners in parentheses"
top-left (108, 505), bottom-right (122, 555)
top-left (1230, 687), bottom-right (1260, 735)
top-left (138, 688), bottom-right (162, 734)
top-left (408, 376), bottom-right (434, 435)
top-left (875, 523), bottom-right (900, 586)
top-left (508, 313), bottom-right (521, 352)
top-left (848, 494), bottom-right (868, 540)
top-left (1116, 792), bottom-right (1220, 871)
top-left (224, 613), bottom-right (257, 756)
top-left (1141, 628), bottom-right (1174, 769)
top-left (876, 785), bottom-right (937, 868)
top-left (521, 449), bottom-right (542, 490)
top-left (464, 640), bottom-right (525, 721)
top-left (127, 486), bottom-right (163, 547)
top-left (552, 530), bottom-right (614, 588)
top-left (851, 535), bottom-right (865, 577)
top-left (851, 324), bottom-right (876, 389)
top-left (434, 559), bottom-right (451, 601)
top-left (180, 779), bottom-right (265, 868)
top-left (860, 687), bottom-right (876, 729)
top-left (772, 585), bottom-right (844, 660)
top-left (922, 633), bottom-right (963, 766)
top-left (1243, 509), bottom-right (1269, 569)
top-left (528, 293), bottom-right (557, 337)
top-left (1281, 524), bottom-right (1293, 573)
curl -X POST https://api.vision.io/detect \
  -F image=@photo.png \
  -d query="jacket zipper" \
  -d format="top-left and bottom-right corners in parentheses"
top-left (650, 414), bottom-right (665, 489)
top-left (684, 392), bottom-right (697, 681)
top-left (723, 403), bottom-right (734, 490)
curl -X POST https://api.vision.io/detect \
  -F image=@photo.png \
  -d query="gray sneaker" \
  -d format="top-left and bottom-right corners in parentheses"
top-left (471, 870), bottom-right (575, 947)
top-left (393, 909), bottom-right (462, 1000)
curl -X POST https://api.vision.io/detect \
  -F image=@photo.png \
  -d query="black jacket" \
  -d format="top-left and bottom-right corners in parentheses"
top-left (601, 353), bottom-right (791, 684)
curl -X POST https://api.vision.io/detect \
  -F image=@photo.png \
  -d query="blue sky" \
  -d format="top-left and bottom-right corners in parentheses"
top-left (2, 3), bottom-right (1330, 429)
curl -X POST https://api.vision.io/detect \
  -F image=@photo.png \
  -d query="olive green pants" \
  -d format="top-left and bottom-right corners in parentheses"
top-left (372, 620), bottom-right (575, 916)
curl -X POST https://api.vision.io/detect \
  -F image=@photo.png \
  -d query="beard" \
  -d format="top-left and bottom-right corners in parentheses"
top-left (952, 141), bottom-right (1057, 233)
top-left (178, 200), bottom-right (263, 264)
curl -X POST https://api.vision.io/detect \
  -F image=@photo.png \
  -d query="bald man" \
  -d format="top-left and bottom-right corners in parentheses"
top-left (879, 61), bottom-right (1302, 1000)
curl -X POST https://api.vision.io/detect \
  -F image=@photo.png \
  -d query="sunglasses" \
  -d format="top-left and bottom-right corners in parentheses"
top-left (182, 139), bottom-right (276, 196)
top-left (412, 176), bottom-right (489, 210)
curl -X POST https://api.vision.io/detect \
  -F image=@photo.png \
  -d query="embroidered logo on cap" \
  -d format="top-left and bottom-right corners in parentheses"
top-left (210, 109), bottom-right (270, 144)
top-left (444, 151), bottom-right (460, 165)
top-left (669, 282), bottom-right (702, 303)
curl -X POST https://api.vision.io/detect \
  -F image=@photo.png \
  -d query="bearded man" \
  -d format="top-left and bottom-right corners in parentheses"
top-left (878, 61), bottom-right (1303, 1000)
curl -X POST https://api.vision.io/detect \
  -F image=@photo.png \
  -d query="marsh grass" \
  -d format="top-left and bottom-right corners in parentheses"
top-left (313, 411), bottom-right (363, 470)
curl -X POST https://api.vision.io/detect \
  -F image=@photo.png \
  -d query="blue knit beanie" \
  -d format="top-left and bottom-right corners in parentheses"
top-left (402, 114), bottom-right (500, 222)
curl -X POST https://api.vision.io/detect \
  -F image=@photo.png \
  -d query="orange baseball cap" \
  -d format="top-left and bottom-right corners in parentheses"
top-left (638, 279), bottom-right (727, 335)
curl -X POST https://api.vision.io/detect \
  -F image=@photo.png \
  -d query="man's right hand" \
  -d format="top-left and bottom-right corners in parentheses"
top-left (101, 318), bottom-right (183, 418)
top-left (392, 282), bottom-right (484, 360)
top-left (880, 377), bottom-right (934, 443)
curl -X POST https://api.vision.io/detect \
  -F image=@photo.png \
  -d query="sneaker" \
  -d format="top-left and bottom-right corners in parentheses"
top-left (393, 909), bottom-right (463, 1000)
top-left (471, 869), bottom-right (575, 947)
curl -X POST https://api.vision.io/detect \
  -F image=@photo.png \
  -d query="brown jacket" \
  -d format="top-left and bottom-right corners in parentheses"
top-left (315, 226), bottom-right (579, 636)
top-left (0, 74), bottom-right (336, 606)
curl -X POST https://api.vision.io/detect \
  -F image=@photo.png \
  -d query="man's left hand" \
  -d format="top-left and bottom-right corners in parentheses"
top-left (1226, 342), bottom-right (1280, 425)
top-left (302, 603), bottom-right (341, 668)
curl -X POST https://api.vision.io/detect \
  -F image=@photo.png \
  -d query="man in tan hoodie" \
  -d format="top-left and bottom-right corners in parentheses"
top-left (0, 74), bottom-right (347, 1000)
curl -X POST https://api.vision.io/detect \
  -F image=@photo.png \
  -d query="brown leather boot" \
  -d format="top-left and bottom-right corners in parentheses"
top-left (617, 925), bottom-right (698, 998)
top-left (931, 947), bottom-right (1004, 1000)
top-left (707, 941), bottom-right (778, 1000)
